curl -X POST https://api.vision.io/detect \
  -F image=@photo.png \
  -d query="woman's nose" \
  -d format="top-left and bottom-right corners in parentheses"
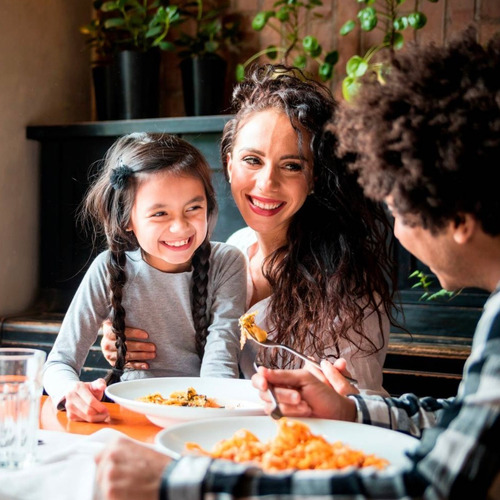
top-left (256, 165), bottom-right (279, 191)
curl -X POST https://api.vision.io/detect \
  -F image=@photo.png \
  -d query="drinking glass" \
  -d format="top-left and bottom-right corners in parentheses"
top-left (0, 348), bottom-right (46, 469)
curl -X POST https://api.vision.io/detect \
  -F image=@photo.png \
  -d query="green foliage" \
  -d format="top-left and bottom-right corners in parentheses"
top-left (175, 1), bottom-right (242, 60)
top-left (236, 0), bottom-right (339, 83)
top-left (339, 0), bottom-right (439, 101)
top-left (80, 0), bottom-right (181, 60)
top-left (409, 270), bottom-right (461, 302)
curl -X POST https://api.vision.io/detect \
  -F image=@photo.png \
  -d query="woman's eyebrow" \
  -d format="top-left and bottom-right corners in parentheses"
top-left (281, 154), bottom-right (308, 161)
top-left (237, 148), bottom-right (307, 161)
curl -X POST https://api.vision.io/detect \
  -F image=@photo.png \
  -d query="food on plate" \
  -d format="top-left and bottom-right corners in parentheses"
top-left (138, 387), bottom-right (221, 408)
top-left (185, 417), bottom-right (389, 471)
top-left (239, 310), bottom-right (268, 348)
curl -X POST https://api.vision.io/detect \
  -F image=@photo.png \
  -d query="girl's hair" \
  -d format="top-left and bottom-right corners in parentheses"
top-left (221, 64), bottom-right (399, 368)
top-left (83, 132), bottom-right (218, 384)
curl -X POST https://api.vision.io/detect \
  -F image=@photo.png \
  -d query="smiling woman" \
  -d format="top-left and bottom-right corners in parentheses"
top-left (219, 65), bottom-right (400, 393)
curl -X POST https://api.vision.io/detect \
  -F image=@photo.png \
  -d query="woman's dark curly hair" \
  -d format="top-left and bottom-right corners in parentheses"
top-left (335, 28), bottom-right (500, 236)
top-left (83, 132), bottom-right (218, 384)
top-left (221, 65), bottom-right (399, 368)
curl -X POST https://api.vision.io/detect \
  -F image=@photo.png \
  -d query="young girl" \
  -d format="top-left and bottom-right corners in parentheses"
top-left (43, 132), bottom-right (247, 422)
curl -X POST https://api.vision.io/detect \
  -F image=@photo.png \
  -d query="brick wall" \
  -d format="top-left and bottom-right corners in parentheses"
top-left (162, 0), bottom-right (500, 115)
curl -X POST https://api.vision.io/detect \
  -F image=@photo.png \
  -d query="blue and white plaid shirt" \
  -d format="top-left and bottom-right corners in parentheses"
top-left (161, 284), bottom-right (500, 499)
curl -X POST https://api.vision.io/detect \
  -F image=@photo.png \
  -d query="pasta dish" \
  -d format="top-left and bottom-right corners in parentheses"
top-left (138, 387), bottom-right (221, 408)
top-left (186, 417), bottom-right (389, 471)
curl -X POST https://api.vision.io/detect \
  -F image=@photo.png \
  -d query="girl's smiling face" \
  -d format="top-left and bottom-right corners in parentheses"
top-left (226, 109), bottom-right (314, 239)
top-left (128, 171), bottom-right (208, 272)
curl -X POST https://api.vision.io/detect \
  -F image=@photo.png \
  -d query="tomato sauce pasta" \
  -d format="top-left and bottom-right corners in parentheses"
top-left (186, 418), bottom-right (389, 471)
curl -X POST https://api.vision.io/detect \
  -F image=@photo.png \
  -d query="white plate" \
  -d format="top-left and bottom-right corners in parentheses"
top-left (155, 416), bottom-right (419, 471)
top-left (105, 377), bottom-right (264, 427)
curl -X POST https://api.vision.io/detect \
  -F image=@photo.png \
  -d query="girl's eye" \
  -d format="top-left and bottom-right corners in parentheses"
top-left (187, 205), bottom-right (203, 212)
top-left (152, 211), bottom-right (166, 217)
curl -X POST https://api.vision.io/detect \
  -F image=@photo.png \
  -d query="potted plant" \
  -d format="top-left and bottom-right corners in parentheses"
top-left (235, 0), bottom-right (339, 83)
top-left (81, 0), bottom-right (181, 120)
top-left (339, 0), bottom-right (440, 101)
top-left (174, 1), bottom-right (242, 116)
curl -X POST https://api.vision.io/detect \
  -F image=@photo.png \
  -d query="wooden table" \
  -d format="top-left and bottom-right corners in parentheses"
top-left (39, 395), bottom-right (161, 443)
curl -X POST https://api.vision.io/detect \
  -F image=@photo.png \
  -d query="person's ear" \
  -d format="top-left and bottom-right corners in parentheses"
top-left (453, 213), bottom-right (477, 244)
top-left (226, 153), bottom-right (233, 184)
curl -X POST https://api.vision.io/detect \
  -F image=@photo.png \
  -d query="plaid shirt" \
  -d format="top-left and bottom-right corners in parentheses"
top-left (161, 284), bottom-right (500, 499)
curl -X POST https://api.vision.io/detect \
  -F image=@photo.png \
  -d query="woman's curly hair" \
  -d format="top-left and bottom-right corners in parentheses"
top-left (335, 28), bottom-right (500, 236)
top-left (221, 65), bottom-right (399, 368)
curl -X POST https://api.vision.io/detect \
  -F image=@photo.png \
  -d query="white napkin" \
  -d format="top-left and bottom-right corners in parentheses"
top-left (0, 428), bottom-right (126, 500)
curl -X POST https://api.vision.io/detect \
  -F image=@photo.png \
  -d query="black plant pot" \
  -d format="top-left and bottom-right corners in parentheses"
top-left (92, 50), bottom-right (161, 120)
top-left (180, 54), bottom-right (227, 116)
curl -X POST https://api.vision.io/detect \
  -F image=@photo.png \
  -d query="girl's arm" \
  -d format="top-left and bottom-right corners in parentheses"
top-left (43, 252), bottom-right (111, 420)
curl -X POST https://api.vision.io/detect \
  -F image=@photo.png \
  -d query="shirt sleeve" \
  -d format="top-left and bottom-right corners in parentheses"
top-left (42, 252), bottom-right (110, 407)
top-left (200, 243), bottom-right (247, 378)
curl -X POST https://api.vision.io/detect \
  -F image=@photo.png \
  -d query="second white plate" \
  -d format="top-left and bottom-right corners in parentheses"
top-left (155, 416), bottom-right (419, 471)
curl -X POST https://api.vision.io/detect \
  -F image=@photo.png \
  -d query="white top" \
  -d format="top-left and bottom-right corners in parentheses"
top-left (227, 227), bottom-right (389, 396)
top-left (43, 243), bottom-right (247, 407)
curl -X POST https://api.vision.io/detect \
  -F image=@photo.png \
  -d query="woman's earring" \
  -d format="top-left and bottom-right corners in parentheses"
top-left (309, 188), bottom-right (314, 195)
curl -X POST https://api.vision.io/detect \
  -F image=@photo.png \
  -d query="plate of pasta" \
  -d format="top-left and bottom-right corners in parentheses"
top-left (155, 416), bottom-right (419, 472)
top-left (105, 377), bottom-right (265, 427)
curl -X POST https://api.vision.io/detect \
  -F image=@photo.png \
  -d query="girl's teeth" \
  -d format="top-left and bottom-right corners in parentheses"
top-left (166, 239), bottom-right (189, 247)
top-left (252, 198), bottom-right (282, 210)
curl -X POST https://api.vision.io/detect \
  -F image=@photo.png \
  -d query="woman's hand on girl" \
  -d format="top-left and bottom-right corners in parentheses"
top-left (100, 320), bottom-right (156, 370)
top-left (64, 378), bottom-right (110, 422)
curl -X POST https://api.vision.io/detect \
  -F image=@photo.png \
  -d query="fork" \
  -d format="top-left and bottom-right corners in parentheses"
top-left (245, 327), bottom-right (358, 385)
top-left (253, 361), bottom-right (283, 420)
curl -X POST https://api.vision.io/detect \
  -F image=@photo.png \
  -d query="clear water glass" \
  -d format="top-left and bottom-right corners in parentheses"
top-left (0, 348), bottom-right (46, 469)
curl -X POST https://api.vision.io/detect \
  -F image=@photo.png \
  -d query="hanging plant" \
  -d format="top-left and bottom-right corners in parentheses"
top-left (339, 0), bottom-right (440, 101)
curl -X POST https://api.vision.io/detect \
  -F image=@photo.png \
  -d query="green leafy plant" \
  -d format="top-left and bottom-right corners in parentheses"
top-left (174, 1), bottom-right (242, 60)
top-left (339, 0), bottom-right (439, 101)
top-left (80, 0), bottom-right (181, 59)
top-left (236, 0), bottom-right (339, 83)
top-left (409, 270), bottom-right (461, 302)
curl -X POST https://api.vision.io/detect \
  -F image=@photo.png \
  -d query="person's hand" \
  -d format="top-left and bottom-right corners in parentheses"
top-left (100, 320), bottom-right (156, 370)
top-left (64, 379), bottom-right (110, 422)
top-left (305, 358), bottom-right (359, 396)
top-left (96, 436), bottom-right (171, 500)
top-left (252, 366), bottom-right (357, 421)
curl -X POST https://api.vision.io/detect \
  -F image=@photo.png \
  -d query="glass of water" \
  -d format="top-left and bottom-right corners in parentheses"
top-left (0, 348), bottom-right (46, 469)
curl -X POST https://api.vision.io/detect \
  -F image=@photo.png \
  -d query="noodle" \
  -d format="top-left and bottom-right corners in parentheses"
top-left (186, 418), bottom-right (389, 471)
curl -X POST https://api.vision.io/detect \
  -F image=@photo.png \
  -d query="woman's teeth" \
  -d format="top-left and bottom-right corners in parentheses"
top-left (251, 198), bottom-right (283, 210)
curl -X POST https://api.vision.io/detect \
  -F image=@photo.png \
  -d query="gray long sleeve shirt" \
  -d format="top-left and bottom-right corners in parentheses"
top-left (43, 242), bottom-right (247, 407)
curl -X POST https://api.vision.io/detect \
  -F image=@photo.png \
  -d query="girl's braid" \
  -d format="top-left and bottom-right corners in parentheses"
top-left (191, 240), bottom-right (212, 359)
top-left (104, 245), bottom-right (128, 385)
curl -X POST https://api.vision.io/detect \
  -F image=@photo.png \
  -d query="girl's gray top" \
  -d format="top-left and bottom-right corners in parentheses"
top-left (43, 242), bottom-right (247, 407)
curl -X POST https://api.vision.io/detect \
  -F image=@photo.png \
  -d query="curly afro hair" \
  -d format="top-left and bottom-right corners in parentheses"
top-left (335, 27), bottom-right (500, 236)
